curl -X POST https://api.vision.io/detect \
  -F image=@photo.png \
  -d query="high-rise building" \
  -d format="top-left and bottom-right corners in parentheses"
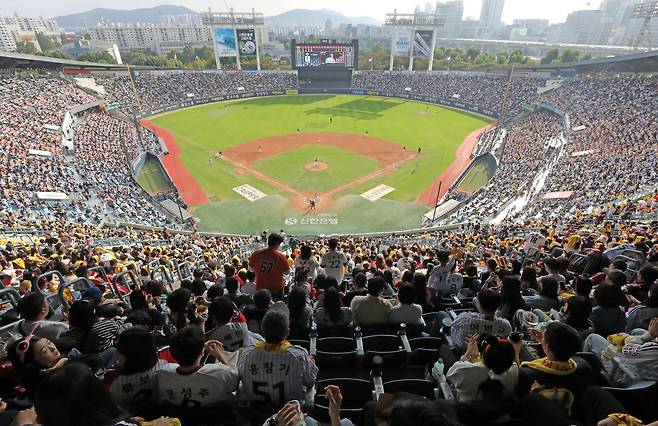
top-left (559, 9), bottom-right (605, 44)
top-left (478, 0), bottom-right (505, 38)
top-left (436, 1), bottom-right (464, 38)
top-left (512, 19), bottom-right (549, 36)
top-left (0, 16), bottom-right (62, 52)
top-left (324, 19), bottom-right (333, 35)
top-left (425, 3), bottom-right (435, 13)
top-left (88, 23), bottom-right (213, 55)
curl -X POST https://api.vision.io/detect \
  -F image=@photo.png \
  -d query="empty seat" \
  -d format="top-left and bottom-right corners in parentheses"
top-left (384, 378), bottom-right (438, 400)
top-left (408, 336), bottom-right (445, 365)
top-left (363, 335), bottom-right (407, 368)
top-left (315, 337), bottom-right (358, 369)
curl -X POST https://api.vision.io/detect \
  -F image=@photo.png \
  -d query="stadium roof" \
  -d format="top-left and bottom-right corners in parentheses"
top-left (520, 49), bottom-right (658, 73)
top-left (0, 51), bottom-right (141, 70)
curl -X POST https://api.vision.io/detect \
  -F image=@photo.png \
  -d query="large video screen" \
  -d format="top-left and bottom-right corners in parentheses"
top-left (292, 39), bottom-right (358, 69)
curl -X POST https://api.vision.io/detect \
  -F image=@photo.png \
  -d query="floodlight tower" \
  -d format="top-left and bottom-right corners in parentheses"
top-left (632, 0), bottom-right (658, 50)
top-left (385, 7), bottom-right (445, 71)
top-left (202, 7), bottom-right (265, 70)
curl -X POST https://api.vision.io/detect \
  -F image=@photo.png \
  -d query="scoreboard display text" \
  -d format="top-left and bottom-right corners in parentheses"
top-left (291, 39), bottom-right (358, 69)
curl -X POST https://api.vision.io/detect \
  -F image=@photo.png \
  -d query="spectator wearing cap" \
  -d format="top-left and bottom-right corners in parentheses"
top-left (248, 233), bottom-right (290, 299)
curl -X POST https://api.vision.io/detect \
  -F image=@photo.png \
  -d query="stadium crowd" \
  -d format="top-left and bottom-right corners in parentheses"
top-left (96, 72), bottom-right (299, 113)
top-left (0, 205), bottom-right (657, 425)
top-left (0, 73), bottom-right (177, 229)
top-left (444, 111), bottom-right (565, 222)
top-left (352, 71), bottom-right (547, 116)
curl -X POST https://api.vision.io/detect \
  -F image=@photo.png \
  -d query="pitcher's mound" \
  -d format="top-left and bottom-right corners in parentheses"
top-left (305, 161), bottom-right (328, 172)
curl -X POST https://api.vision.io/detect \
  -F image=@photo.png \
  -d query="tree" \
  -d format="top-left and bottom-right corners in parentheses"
top-left (560, 48), bottom-right (580, 63)
top-left (78, 51), bottom-right (116, 64)
top-left (581, 52), bottom-right (593, 61)
top-left (509, 49), bottom-right (526, 64)
top-left (15, 40), bottom-right (38, 55)
top-left (36, 33), bottom-right (59, 51)
top-left (38, 50), bottom-right (69, 59)
top-left (541, 48), bottom-right (559, 64)
top-left (465, 46), bottom-right (480, 61)
top-left (496, 49), bottom-right (509, 64)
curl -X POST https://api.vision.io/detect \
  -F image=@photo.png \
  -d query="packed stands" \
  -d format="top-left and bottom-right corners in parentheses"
top-left (352, 71), bottom-right (547, 116)
top-left (96, 71), bottom-right (299, 113)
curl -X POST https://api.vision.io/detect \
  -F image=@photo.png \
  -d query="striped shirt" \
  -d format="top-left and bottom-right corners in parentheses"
top-left (62, 318), bottom-right (127, 353)
top-left (450, 312), bottom-right (512, 349)
top-left (237, 343), bottom-right (318, 405)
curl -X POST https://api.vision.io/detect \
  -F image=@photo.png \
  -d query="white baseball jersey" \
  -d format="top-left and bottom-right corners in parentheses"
top-left (321, 250), bottom-right (348, 282)
top-left (157, 363), bottom-right (239, 408)
top-left (294, 256), bottom-right (320, 281)
top-left (208, 322), bottom-right (263, 352)
top-left (237, 344), bottom-right (318, 405)
top-left (109, 359), bottom-right (168, 410)
top-left (428, 265), bottom-right (450, 291)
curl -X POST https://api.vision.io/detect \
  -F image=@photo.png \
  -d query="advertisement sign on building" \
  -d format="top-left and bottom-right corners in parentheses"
top-left (213, 28), bottom-right (237, 57)
top-left (413, 30), bottom-right (434, 57)
top-left (394, 30), bottom-right (412, 56)
top-left (236, 29), bottom-right (257, 56)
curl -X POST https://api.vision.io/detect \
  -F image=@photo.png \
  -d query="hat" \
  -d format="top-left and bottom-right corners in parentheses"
top-left (83, 286), bottom-right (103, 304)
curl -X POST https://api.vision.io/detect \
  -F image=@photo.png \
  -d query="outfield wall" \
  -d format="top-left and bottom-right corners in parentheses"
top-left (134, 89), bottom-right (500, 119)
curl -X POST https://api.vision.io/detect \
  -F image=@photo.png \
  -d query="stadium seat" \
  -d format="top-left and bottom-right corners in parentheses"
top-left (603, 381), bottom-right (658, 422)
top-left (315, 337), bottom-right (358, 369)
top-left (313, 378), bottom-right (374, 422)
top-left (575, 352), bottom-right (611, 386)
top-left (383, 378), bottom-right (439, 400)
top-left (363, 334), bottom-right (408, 368)
top-left (408, 337), bottom-right (445, 366)
top-left (290, 339), bottom-right (310, 351)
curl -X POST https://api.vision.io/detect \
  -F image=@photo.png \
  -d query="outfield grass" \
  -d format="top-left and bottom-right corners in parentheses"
top-left (137, 157), bottom-right (172, 194)
top-left (252, 145), bottom-right (379, 193)
top-left (150, 95), bottom-right (490, 233)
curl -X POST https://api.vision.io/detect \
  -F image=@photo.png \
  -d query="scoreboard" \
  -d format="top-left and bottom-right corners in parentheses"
top-left (291, 39), bottom-right (359, 69)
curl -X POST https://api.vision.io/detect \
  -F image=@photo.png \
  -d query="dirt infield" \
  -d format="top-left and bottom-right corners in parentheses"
top-left (140, 119), bottom-right (208, 207)
top-left (305, 161), bottom-right (328, 171)
top-left (222, 132), bottom-right (416, 211)
top-left (417, 124), bottom-right (494, 207)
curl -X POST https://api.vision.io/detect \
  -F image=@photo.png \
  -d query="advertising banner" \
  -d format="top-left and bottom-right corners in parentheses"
top-left (214, 28), bottom-right (237, 57)
top-left (413, 30), bottom-right (434, 57)
top-left (236, 29), bottom-right (257, 57)
top-left (394, 30), bottom-right (412, 56)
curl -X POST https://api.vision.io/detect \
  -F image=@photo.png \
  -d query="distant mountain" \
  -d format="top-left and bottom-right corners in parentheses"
top-left (266, 9), bottom-right (382, 27)
top-left (53, 5), bottom-right (198, 29)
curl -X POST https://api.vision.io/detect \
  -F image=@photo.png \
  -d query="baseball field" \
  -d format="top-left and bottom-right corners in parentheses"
top-left (141, 94), bottom-right (491, 234)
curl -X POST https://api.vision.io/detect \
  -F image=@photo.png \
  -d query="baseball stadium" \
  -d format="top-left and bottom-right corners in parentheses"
top-left (0, 5), bottom-right (658, 426)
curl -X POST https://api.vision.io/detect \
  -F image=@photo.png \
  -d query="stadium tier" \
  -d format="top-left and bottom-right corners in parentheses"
top-left (0, 53), bottom-right (657, 426)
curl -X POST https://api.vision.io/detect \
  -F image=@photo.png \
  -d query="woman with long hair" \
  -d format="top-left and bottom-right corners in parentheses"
top-left (314, 286), bottom-right (352, 328)
top-left (497, 277), bottom-right (527, 323)
top-left (520, 266), bottom-right (539, 295)
top-left (287, 286), bottom-right (313, 339)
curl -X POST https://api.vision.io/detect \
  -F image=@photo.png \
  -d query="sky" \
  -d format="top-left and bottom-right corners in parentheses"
top-left (2, 0), bottom-right (603, 24)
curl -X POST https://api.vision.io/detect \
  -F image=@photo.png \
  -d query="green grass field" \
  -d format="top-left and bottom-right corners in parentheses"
top-left (150, 95), bottom-right (490, 234)
top-left (457, 161), bottom-right (496, 194)
top-left (253, 145), bottom-right (379, 193)
top-left (137, 157), bottom-right (172, 194)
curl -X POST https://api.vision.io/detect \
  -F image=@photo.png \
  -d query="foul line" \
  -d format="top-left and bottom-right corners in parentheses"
top-left (221, 152), bottom-right (417, 201)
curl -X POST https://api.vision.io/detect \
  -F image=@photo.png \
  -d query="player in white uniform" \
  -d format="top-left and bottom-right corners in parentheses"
top-left (238, 309), bottom-right (318, 407)
top-left (320, 238), bottom-right (348, 284)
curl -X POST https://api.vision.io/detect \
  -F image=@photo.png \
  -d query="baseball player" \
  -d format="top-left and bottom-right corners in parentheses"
top-left (320, 238), bottom-right (348, 284)
top-left (237, 310), bottom-right (318, 407)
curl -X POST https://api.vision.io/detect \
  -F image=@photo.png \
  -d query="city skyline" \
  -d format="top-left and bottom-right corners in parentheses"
top-left (2, 0), bottom-right (604, 25)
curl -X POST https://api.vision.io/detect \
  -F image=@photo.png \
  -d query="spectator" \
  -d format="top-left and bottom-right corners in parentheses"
top-left (287, 286), bottom-right (313, 339)
top-left (314, 286), bottom-right (352, 329)
top-left (207, 296), bottom-right (262, 351)
top-left (343, 272), bottom-right (367, 307)
top-left (591, 282), bottom-right (627, 337)
top-left (237, 309), bottom-right (318, 407)
top-left (626, 283), bottom-right (658, 332)
top-left (15, 292), bottom-right (69, 340)
top-left (157, 326), bottom-right (238, 408)
top-left (249, 233), bottom-right (290, 299)
top-left (350, 277), bottom-right (392, 327)
top-left (449, 290), bottom-right (512, 350)
top-left (523, 276), bottom-right (560, 311)
top-left (389, 282), bottom-right (425, 326)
